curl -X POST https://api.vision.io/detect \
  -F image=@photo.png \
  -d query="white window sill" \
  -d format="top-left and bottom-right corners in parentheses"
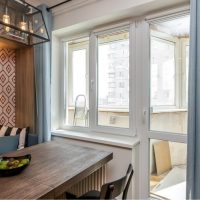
top-left (68, 106), bottom-right (187, 114)
top-left (51, 130), bottom-right (140, 149)
top-left (68, 107), bottom-right (129, 113)
top-left (152, 108), bottom-right (187, 114)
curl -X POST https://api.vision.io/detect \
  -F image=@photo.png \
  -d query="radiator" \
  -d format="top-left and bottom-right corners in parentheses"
top-left (67, 166), bottom-right (106, 197)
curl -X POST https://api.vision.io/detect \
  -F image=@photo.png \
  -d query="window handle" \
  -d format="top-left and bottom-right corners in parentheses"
top-left (142, 109), bottom-right (147, 124)
top-left (90, 80), bottom-right (95, 91)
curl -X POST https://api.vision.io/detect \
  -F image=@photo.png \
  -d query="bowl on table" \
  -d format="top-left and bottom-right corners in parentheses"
top-left (0, 154), bottom-right (31, 177)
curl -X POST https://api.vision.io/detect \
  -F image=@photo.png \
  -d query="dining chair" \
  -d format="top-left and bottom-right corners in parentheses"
top-left (66, 164), bottom-right (134, 200)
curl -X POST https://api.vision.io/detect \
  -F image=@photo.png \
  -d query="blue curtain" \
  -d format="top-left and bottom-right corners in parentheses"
top-left (34, 5), bottom-right (52, 143)
top-left (187, 0), bottom-right (200, 199)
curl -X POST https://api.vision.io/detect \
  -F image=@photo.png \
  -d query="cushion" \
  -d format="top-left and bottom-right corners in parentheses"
top-left (27, 134), bottom-right (38, 147)
top-left (0, 135), bottom-right (19, 154)
top-left (0, 125), bottom-right (29, 150)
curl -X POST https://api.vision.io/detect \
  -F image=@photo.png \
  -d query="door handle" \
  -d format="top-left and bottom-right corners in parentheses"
top-left (90, 79), bottom-right (95, 91)
top-left (142, 109), bottom-right (147, 124)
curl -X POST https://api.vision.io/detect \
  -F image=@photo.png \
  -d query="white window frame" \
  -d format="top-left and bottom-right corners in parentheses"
top-left (91, 26), bottom-right (135, 135)
top-left (53, 9), bottom-right (189, 200)
top-left (61, 24), bottom-right (137, 136)
top-left (180, 38), bottom-right (190, 108)
top-left (139, 14), bottom-right (189, 199)
top-left (150, 30), bottom-right (180, 112)
top-left (150, 29), bottom-right (189, 113)
top-left (63, 37), bottom-right (90, 130)
top-left (67, 41), bottom-right (89, 107)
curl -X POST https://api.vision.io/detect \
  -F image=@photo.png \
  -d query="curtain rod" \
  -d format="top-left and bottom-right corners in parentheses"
top-left (46, 0), bottom-right (73, 11)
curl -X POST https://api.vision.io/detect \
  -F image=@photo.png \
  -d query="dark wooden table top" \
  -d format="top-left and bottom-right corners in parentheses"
top-left (0, 140), bottom-right (113, 199)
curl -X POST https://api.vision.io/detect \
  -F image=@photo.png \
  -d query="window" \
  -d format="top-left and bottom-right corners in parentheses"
top-left (63, 28), bottom-right (131, 132)
top-left (119, 82), bottom-right (125, 88)
top-left (151, 38), bottom-right (176, 107)
top-left (66, 37), bottom-right (89, 127)
top-left (150, 140), bottom-right (187, 200)
top-left (72, 49), bottom-right (87, 101)
top-left (109, 82), bottom-right (116, 88)
top-left (150, 24), bottom-right (189, 134)
top-left (185, 44), bottom-right (189, 105)
top-left (148, 14), bottom-right (190, 200)
top-left (52, 12), bottom-right (190, 200)
top-left (97, 30), bottom-right (129, 128)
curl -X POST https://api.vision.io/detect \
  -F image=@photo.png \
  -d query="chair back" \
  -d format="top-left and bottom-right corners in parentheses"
top-left (122, 164), bottom-right (134, 200)
top-left (100, 164), bottom-right (134, 200)
top-left (100, 176), bottom-right (126, 199)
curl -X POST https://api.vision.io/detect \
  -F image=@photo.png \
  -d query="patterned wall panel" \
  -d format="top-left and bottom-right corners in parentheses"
top-left (0, 49), bottom-right (15, 126)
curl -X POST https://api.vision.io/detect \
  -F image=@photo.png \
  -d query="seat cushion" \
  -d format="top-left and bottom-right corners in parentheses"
top-left (79, 190), bottom-right (100, 199)
top-left (0, 135), bottom-right (19, 154)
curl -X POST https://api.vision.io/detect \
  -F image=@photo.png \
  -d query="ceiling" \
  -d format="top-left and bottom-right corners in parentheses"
top-left (161, 15), bottom-right (190, 37)
top-left (152, 15), bottom-right (190, 37)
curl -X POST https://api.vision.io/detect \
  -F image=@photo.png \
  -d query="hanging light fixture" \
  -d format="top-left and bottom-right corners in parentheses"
top-left (0, 0), bottom-right (50, 46)
top-left (20, 15), bottom-right (27, 31)
top-left (3, 6), bottom-right (10, 32)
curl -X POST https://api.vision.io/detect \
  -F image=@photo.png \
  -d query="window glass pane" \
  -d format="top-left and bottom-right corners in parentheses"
top-left (150, 139), bottom-right (187, 200)
top-left (151, 38), bottom-right (175, 106)
top-left (72, 49), bottom-right (86, 102)
top-left (186, 45), bottom-right (189, 105)
top-left (66, 38), bottom-right (89, 127)
top-left (97, 31), bottom-right (129, 128)
top-left (150, 15), bottom-right (190, 134)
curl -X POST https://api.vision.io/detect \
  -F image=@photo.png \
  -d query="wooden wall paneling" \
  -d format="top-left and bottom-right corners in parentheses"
top-left (15, 47), bottom-right (35, 132)
top-left (0, 38), bottom-right (26, 49)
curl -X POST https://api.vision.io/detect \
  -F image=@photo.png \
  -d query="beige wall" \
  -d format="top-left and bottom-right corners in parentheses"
top-left (150, 111), bottom-right (187, 134)
top-left (68, 109), bottom-right (187, 133)
top-left (150, 139), bottom-right (187, 174)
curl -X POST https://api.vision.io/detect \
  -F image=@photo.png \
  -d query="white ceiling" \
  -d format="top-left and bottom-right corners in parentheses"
top-left (152, 15), bottom-right (190, 37)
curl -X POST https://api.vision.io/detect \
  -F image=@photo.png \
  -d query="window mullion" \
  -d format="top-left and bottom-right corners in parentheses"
top-left (89, 33), bottom-right (98, 130)
top-left (129, 22), bottom-right (137, 135)
top-left (175, 39), bottom-right (182, 108)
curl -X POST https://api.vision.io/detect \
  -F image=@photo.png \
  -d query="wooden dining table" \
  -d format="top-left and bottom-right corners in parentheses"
top-left (0, 140), bottom-right (113, 199)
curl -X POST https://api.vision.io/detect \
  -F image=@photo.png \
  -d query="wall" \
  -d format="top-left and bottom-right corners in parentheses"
top-left (0, 49), bottom-right (16, 126)
top-left (15, 47), bottom-right (35, 132)
top-left (150, 139), bottom-right (187, 174)
top-left (0, 40), bottom-right (35, 132)
top-left (150, 111), bottom-right (187, 173)
top-left (68, 109), bottom-right (187, 132)
top-left (151, 111), bottom-right (187, 134)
